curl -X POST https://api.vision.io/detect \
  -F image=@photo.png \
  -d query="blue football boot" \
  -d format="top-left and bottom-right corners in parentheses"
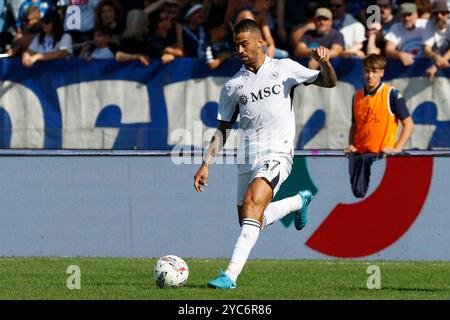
top-left (207, 270), bottom-right (237, 289)
top-left (294, 190), bottom-right (314, 231)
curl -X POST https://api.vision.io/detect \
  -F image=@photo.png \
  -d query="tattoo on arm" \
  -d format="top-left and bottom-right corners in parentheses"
top-left (203, 121), bottom-right (231, 165)
top-left (313, 61), bottom-right (337, 88)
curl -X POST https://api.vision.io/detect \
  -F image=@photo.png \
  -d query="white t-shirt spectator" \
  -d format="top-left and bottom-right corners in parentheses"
top-left (29, 33), bottom-right (73, 55)
top-left (385, 19), bottom-right (427, 56)
top-left (424, 19), bottom-right (450, 54)
top-left (334, 13), bottom-right (366, 49)
top-left (90, 47), bottom-right (114, 59)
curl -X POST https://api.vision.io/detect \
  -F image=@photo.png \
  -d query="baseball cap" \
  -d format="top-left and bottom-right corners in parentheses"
top-left (431, 0), bottom-right (449, 13)
top-left (399, 2), bottom-right (417, 14)
top-left (315, 7), bottom-right (332, 20)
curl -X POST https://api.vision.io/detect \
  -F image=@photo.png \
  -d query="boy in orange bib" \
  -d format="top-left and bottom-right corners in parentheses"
top-left (345, 54), bottom-right (414, 154)
top-left (345, 54), bottom-right (414, 197)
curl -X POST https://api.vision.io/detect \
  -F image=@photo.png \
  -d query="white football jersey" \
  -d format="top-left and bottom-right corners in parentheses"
top-left (217, 56), bottom-right (319, 160)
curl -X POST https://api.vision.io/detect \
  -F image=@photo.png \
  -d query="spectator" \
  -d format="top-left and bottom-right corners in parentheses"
top-left (276, 0), bottom-right (305, 47)
top-left (345, 54), bottom-right (414, 197)
top-left (329, 0), bottom-right (366, 58)
top-left (423, 0), bottom-right (450, 77)
top-left (345, 0), bottom-right (372, 22)
top-left (16, 0), bottom-right (50, 33)
top-left (10, 5), bottom-right (41, 56)
top-left (22, 9), bottom-right (72, 67)
top-left (416, 0), bottom-right (431, 20)
top-left (115, 9), bottom-right (151, 66)
top-left (175, 2), bottom-right (209, 58)
top-left (94, 0), bottom-right (123, 47)
top-left (379, 0), bottom-right (398, 31)
top-left (205, 22), bottom-right (233, 69)
top-left (294, 7), bottom-right (344, 69)
top-left (204, 0), bottom-right (228, 28)
top-left (79, 26), bottom-right (115, 60)
top-left (385, 2), bottom-right (427, 66)
top-left (147, 8), bottom-right (180, 63)
top-left (234, 0), bottom-right (289, 58)
top-left (365, 0), bottom-right (397, 56)
top-left (287, 1), bottom-right (324, 53)
top-left (144, 0), bottom-right (180, 18)
top-left (163, 0), bottom-right (182, 22)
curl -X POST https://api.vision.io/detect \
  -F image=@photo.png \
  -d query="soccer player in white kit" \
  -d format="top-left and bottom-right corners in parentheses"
top-left (193, 19), bottom-right (337, 289)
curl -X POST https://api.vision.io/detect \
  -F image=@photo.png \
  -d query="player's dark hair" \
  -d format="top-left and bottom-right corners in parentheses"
top-left (363, 54), bottom-right (387, 70)
top-left (233, 19), bottom-right (262, 38)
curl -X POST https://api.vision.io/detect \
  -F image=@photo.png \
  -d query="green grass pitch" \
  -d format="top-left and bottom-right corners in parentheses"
top-left (0, 257), bottom-right (449, 300)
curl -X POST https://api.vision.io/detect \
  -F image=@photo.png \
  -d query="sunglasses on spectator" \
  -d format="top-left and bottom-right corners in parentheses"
top-left (434, 11), bottom-right (449, 15)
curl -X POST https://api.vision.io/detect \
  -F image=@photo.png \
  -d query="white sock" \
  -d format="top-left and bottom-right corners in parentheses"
top-left (262, 195), bottom-right (302, 229)
top-left (224, 218), bottom-right (261, 283)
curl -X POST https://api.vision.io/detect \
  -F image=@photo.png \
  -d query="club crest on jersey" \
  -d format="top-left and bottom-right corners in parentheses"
top-left (239, 94), bottom-right (249, 105)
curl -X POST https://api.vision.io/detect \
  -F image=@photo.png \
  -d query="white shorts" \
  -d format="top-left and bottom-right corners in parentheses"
top-left (236, 153), bottom-right (293, 206)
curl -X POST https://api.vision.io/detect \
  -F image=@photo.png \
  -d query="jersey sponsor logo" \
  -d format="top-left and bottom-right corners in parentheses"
top-left (249, 84), bottom-right (282, 103)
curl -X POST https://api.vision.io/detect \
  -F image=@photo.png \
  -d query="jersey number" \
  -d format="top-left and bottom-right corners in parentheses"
top-left (262, 160), bottom-right (281, 172)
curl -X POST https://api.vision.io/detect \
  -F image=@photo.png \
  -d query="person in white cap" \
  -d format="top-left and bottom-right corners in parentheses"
top-left (294, 7), bottom-right (345, 69)
top-left (175, 2), bottom-right (208, 58)
top-left (385, 2), bottom-right (427, 66)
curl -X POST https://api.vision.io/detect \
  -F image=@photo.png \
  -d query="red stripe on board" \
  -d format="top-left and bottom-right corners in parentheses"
top-left (306, 157), bottom-right (433, 258)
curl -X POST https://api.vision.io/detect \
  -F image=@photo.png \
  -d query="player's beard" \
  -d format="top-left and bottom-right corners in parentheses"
top-left (242, 49), bottom-right (258, 67)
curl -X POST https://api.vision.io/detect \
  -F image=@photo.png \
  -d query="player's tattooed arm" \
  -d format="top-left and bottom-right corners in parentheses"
top-left (194, 121), bottom-right (232, 192)
top-left (313, 61), bottom-right (337, 88)
top-left (202, 121), bottom-right (232, 166)
top-left (311, 47), bottom-right (337, 88)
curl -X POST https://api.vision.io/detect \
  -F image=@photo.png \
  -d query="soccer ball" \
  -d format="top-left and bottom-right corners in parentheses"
top-left (153, 255), bottom-right (189, 288)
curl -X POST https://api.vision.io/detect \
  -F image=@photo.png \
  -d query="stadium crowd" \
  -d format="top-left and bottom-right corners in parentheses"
top-left (0, 0), bottom-right (449, 75)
